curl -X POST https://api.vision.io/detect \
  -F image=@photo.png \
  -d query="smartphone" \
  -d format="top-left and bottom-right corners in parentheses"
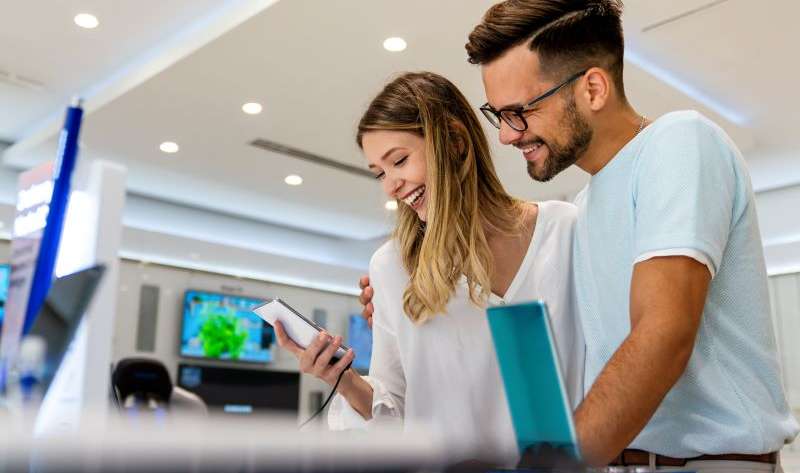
top-left (253, 299), bottom-right (349, 361)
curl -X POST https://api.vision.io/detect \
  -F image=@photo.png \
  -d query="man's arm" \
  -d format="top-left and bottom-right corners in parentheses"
top-left (574, 255), bottom-right (711, 466)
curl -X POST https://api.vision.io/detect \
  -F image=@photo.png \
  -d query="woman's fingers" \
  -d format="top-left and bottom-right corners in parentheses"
top-left (273, 321), bottom-right (303, 356)
top-left (313, 335), bottom-right (343, 374)
top-left (332, 349), bottom-right (355, 373)
top-left (273, 323), bottom-right (354, 387)
top-left (274, 321), bottom-right (355, 386)
top-left (299, 331), bottom-right (330, 373)
top-left (358, 279), bottom-right (375, 329)
top-left (274, 321), bottom-right (356, 388)
top-left (323, 349), bottom-right (356, 386)
top-left (358, 282), bottom-right (373, 305)
top-left (358, 275), bottom-right (370, 291)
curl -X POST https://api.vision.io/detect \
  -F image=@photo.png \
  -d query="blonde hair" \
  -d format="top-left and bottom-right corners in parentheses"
top-left (357, 72), bottom-right (524, 323)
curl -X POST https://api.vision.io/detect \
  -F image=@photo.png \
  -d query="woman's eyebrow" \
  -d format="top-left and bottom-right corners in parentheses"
top-left (380, 146), bottom-right (404, 161)
top-left (367, 147), bottom-right (406, 170)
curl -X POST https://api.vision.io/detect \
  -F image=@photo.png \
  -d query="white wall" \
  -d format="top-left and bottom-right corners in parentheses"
top-left (750, 183), bottom-right (800, 448)
top-left (768, 273), bottom-right (800, 426)
top-left (113, 258), bottom-right (362, 421)
top-left (756, 184), bottom-right (800, 275)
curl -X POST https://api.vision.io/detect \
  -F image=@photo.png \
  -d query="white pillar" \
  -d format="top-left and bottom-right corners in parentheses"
top-left (35, 159), bottom-right (126, 435)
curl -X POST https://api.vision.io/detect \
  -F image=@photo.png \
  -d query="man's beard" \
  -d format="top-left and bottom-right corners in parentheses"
top-left (527, 97), bottom-right (593, 182)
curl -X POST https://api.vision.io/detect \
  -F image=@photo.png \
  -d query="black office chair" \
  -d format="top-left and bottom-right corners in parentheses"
top-left (112, 357), bottom-right (207, 416)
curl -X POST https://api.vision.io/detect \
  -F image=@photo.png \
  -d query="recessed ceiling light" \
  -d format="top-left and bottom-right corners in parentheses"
top-left (159, 141), bottom-right (179, 154)
top-left (74, 13), bottom-right (99, 29)
top-left (383, 37), bottom-right (407, 52)
top-left (385, 200), bottom-right (398, 211)
top-left (285, 174), bottom-right (303, 186)
top-left (242, 102), bottom-right (263, 115)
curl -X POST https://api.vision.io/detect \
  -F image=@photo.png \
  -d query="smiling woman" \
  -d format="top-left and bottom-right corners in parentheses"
top-left (363, 130), bottom-right (428, 220)
top-left (356, 72), bottom-right (526, 323)
top-left (272, 71), bottom-right (585, 467)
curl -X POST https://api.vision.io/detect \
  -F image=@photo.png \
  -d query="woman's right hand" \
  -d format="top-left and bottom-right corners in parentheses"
top-left (273, 320), bottom-right (355, 388)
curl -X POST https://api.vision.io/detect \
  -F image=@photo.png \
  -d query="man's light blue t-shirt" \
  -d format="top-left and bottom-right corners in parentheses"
top-left (573, 110), bottom-right (799, 456)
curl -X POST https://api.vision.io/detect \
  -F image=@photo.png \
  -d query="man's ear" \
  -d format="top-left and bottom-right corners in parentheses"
top-left (582, 67), bottom-right (612, 112)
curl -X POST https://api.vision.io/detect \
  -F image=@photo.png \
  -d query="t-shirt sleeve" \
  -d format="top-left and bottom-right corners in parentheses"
top-left (635, 248), bottom-right (716, 278)
top-left (632, 114), bottom-right (738, 276)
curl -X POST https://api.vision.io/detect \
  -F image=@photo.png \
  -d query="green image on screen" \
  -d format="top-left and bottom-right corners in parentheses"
top-left (180, 290), bottom-right (273, 363)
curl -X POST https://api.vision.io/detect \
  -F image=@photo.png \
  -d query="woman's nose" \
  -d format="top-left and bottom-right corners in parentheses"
top-left (384, 174), bottom-right (402, 198)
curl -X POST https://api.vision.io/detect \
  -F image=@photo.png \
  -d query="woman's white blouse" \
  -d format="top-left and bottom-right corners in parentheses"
top-left (328, 201), bottom-right (585, 466)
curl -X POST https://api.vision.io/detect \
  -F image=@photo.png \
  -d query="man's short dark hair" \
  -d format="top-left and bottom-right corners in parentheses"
top-left (466, 0), bottom-right (626, 98)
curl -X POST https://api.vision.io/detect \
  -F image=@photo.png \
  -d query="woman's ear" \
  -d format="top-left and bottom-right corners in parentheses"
top-left (449, 120), bottom-right (469, 158)
top-left (457, 135), bottom-right (467, 158)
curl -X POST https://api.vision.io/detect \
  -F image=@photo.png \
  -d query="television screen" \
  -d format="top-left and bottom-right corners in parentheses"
top-left (177, 364), bottom-right (299, 415)
top-left (0, 264), bottom-right (10, 326)
top-left (180, 290), bottom-right (273, 363)
top-left (348, 315), bottom-right (373, 372)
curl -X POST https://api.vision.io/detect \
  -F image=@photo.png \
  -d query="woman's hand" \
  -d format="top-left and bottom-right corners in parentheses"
top-left (274, 320), bottom-right (374, 420)
top-left (273, 320), bottom-right (355, 387)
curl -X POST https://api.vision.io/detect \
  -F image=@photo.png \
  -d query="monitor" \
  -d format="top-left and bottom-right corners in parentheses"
top-left (180, 290), bottom-right (274, 363)
top-left (177, 363), bottom-right (299, 414)
top-left (348, 314), bottom-right (372, 372)
top-left (0, 264), bottom-right (9, 327)
top-left (26, 265), bottom-right (105, 395)
top-left (486, 300), bottom-right (580, 460)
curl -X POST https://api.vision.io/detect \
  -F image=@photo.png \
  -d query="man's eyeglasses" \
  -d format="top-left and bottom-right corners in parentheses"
top-left (480, 70), bottom-right (587, 132)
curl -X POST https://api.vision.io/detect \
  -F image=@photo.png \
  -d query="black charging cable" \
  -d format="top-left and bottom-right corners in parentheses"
top-left (299, 361), bottom-right (353, 429)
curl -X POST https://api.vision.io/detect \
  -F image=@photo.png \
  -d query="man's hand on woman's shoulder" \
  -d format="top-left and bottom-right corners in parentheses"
top-left (359, 275), bottom-right (374, 328)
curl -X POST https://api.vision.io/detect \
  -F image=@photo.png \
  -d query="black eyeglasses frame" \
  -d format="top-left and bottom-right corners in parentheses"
top-left (479, 69), bottom-right (588, 132)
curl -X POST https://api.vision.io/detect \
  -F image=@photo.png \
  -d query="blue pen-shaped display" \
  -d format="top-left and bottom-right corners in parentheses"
top-left (22, 99), bottom-right (84, 335)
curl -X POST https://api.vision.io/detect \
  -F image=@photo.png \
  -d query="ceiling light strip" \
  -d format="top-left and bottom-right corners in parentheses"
top-left (624, 48), bottom-right (749, 126)
top-left (119, 252), bottom-right (361, 296)
top-left (249, 139), bottom-right (374, 179)
top-left (641, 0), bottom-right (730, 33)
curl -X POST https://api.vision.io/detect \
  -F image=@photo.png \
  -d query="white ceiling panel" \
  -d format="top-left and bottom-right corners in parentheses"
top-left (0, 0), bottom-right (254, 141)
top-left (626, 0), bottom-right (799, 148)
top-left (3, 0), bottom-right (798, 241)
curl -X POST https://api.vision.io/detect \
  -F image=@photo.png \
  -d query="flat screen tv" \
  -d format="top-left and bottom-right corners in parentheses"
top-left (180, 290), bottom-right (273, 363)
top-left (348, 314), bottom-right (372, 372)
top-left (0, 264), bottom-right (10, 327)
top-left (177, 363), bottom-right (299, 415)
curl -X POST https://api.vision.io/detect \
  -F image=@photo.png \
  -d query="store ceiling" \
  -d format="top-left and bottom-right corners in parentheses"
top-left (0, 0), bottom-right (249, 142)
top-left (1, 0), bottom-right (798, 240)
